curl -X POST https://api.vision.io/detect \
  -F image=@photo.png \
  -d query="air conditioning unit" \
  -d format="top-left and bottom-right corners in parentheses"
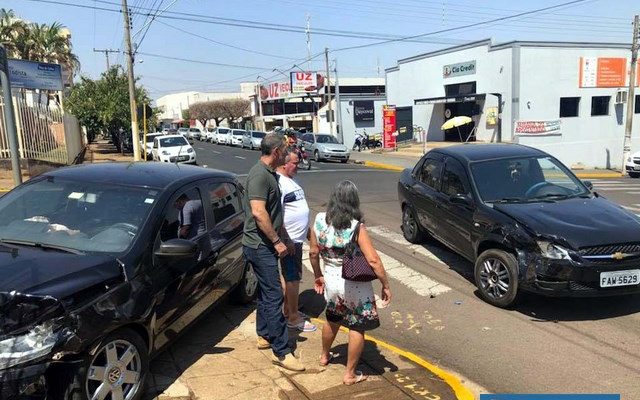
top-left (615, 89), bottom-right (628, 104)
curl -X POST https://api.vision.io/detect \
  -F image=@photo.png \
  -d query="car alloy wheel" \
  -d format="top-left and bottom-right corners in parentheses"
top-left (402, 206), bottom-right (424, 243)
top-left (314, 150), bottom-right (320, 162)
top-left (479, 258), bottom-right (510, 300)
top-left (86, 339), bottom-right (143, 400)
top-left (474, 249), bottom-right (520, 308)
top-left (234, 262), bottom-right (258, 304)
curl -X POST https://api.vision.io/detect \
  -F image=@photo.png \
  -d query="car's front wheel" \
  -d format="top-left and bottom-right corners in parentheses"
top-left (474, 249), bottom-right (520, 308)
top-left (401, 205), bottom-right (425, 244)
top-left (234, 261), bottom-right (258, 304)
top-left (314, 150), bottom-right (321, 162)
top-left (629, 172), bottom-right (640, 178)
top-left (58, 328), bottom-right (148, 400)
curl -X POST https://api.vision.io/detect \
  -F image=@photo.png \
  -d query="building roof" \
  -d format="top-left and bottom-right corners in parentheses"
top-left (435, 143), bottom-right (547, 162)
top-left (386, 38), bottom-right (632, 72)
top-left (43, 162), bottom-right (235, 189)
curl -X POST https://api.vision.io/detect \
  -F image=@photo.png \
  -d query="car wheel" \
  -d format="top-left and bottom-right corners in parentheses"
top-left (340, 159), bottom-right (348, 164)
top-left (629, 172), bottom-right (640, 178)
top-left (58, 328), bottom-right (148, 400)
top-left (401, 205), bottom-right (425, 244)
top-left (474, 249), bottom-right (520, 308)
top-left (234, 261), bottom-right (258, 304)
top-left (314, 150), bottom-right (321, 162)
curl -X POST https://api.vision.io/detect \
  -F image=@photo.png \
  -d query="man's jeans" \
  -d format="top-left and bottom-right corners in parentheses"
top-left (243, 245), bottom-right (290, 357)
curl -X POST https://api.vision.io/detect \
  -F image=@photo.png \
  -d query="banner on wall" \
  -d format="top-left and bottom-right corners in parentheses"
top-left (514, 120), bottom-right (561, 136)
top-left (354, 100), bottom-right (375, 122)
top-left (579, 57), bottom-right (627, 88)
top-left (383, 105), bottom-right (397, 148)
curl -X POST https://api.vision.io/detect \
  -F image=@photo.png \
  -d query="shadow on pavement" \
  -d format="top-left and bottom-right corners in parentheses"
top-left (144, 301), bottom-right (255, 399)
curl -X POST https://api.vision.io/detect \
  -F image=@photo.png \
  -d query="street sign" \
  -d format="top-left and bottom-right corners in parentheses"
top-left (290, 71), bottom-right (318, 93)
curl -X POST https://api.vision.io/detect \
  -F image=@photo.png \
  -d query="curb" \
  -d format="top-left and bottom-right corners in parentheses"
top-left (573, 172), bottom-right (623, 179)
top-left (311, 317), bottom-right (476, 400)
top-left (362, 161), bottom-right (406, 172)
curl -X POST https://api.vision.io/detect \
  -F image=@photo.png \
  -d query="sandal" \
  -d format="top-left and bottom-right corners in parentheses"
top-left (343, 370), bottom-right (369, 386)
top-left (318, 351), bottom-right (339, 367)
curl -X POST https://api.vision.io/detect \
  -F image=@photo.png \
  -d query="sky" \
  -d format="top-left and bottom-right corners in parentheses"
top-left (4, 0), bottom-right (639, 100)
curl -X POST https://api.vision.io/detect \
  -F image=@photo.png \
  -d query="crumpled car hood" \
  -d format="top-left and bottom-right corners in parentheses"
top-left (494, 197), bottom-right (640, 249)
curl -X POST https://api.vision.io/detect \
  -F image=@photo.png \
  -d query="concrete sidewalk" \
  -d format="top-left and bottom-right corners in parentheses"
top-left (350, 147), bottom-right (623, 179)
top-left (146, 303), bottom-right (473, 400)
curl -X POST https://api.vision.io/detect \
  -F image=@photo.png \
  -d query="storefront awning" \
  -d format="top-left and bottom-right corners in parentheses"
top-left (414, 93), bottom-right (486, 105)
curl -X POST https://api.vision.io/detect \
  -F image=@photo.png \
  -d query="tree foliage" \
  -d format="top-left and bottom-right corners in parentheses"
top-left (189, 98), bottom-right (250, 128)
top-left (65, 67), bottom-right (153, 144)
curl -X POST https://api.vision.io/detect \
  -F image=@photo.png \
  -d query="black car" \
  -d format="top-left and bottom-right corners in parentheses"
top-left (398, 144), bottom-right (640, 308)
top-left (0, 163), bottom-right (256, 399)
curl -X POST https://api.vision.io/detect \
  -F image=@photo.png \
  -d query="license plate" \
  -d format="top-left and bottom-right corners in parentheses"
top-left (634, 166), bottom-right (640, 171)
top-left (600, 270), bottom-right (640, 287)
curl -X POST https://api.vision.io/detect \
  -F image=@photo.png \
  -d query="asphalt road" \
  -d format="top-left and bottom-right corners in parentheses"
top-left (195, 140), bottom-right (640, 397)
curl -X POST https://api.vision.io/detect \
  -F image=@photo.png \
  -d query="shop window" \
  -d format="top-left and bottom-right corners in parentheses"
top-left (559, 97), bottom-right (580, 117)
top-left (591, 96), bottom-right (610, 116)
top-left (635, 95), bottom-right (640, 114)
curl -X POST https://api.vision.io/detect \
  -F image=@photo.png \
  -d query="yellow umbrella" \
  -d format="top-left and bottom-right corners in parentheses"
top-left (441, 116), bottom-right (472, 130)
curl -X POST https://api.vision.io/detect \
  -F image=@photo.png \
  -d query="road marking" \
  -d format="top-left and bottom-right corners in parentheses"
top-left (367, 225), bottom-right (446, 265)
top-left (196, 147), bottom-right (206, 150)
top-left (234, 156), bottom-right (246, 160)
top-left (298, 168), bottom-right (388, 174)
top-left (310, 317), bottom-right (475, 400)
top-left (212, 150), bottom-right (221, 154)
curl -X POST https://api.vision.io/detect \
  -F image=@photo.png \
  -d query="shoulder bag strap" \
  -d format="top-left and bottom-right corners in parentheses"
top-left (351, 222), bottom-right (362, 244)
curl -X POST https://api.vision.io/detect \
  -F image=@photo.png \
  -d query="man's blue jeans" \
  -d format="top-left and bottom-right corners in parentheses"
top-left (243, 245), bottom-right (290, 357)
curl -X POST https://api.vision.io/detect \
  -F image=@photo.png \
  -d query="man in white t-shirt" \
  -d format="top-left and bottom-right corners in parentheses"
top-left (277, 149), bottom-right (316, 333)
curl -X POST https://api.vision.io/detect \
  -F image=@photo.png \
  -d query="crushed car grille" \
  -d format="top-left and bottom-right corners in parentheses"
top-left (580, 243), bottom-right (640, 256)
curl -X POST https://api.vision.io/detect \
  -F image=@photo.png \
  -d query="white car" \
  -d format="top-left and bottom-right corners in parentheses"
top-left (204, 127), bottom-right (216, 142)
top-left (177, 127), bottom-right (189, 138)
top-left (187, 127), bottom-right (203, 141)
top-left (216, 127), bottom-right (232, 145)
top-left (625, 151), bottom-right (640, 178)
top-left (230, 129), bottom-right (246, 146)
top-left (140, 132), bottom-right (164, 158)
top-left (152, 134), bottom-right (196, 164)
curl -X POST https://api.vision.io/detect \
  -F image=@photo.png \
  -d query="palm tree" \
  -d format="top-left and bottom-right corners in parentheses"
top-left (0, 8), bottom-right (26, 55)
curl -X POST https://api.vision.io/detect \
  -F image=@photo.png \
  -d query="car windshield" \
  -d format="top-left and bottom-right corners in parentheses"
top-left (189, 128), bottom-right (199, 132)
top-left (218, 128), bottom-right (229, 134)
top-left (0, 178), bottom-right (156, 254)
top-left (470, 156), bottom-right (589, 203)
top-left (233, 130), bottom-right (245, 136)
top-left (146, 135), bottom-right (161, 143)
top-left (160, 137), bottom-right (189, 147)
top-left (251, 131), bottom-right (265, 138)
top-left (316, 134), bottom-right (338, 144)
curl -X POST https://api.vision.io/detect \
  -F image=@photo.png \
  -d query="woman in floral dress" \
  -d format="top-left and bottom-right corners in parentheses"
top-left (309, 180), bottom-right (392, 385)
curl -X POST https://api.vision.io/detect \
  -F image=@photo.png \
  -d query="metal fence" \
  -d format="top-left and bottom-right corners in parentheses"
top-left (0, 96), bottom-right (82, 165)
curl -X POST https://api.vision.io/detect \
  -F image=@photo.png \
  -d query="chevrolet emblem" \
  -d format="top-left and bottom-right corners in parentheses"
top-left (612, 252), bottom-right (627, 260)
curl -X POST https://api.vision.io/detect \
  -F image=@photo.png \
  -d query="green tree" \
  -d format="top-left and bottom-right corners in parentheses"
top-left (66, 67), bottom-right (152, 147)
top-left (0, 9), bottom-right (26, 54)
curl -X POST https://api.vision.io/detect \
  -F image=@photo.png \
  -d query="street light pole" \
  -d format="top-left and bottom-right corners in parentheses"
top-left (334, 58), bottom-right (343, 143)
top-left (325, 47), bottom-right (333, 135)
top-left (122, 0), bottom-right (141, 161)
top-left (623, 14), bottom-right (639, 175)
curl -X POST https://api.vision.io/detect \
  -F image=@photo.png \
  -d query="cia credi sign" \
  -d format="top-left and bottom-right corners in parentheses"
top-left (443, 60), bottom-right (476, 78)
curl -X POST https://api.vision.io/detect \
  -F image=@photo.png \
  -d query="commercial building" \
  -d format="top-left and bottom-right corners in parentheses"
top-left (386, 39), bottom-right (640, 169)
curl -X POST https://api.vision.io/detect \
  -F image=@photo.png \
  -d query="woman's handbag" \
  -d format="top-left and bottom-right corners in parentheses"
top-left (342, 222), bottom-right (377, 282)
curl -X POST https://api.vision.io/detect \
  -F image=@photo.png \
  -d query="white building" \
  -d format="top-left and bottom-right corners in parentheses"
top-left (386, 39), bottom-right (640, 169)
top-left (156, 83), bottom-right (255, 129)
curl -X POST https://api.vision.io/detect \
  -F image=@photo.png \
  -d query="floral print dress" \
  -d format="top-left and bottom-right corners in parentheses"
top-left (314, 212), bottom-right (380, 331)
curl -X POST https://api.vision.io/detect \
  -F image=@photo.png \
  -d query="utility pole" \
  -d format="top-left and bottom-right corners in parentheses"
top-left (122, 0), bottom-right (141, 161)
top-left (306, 14), bottom-right (312, 71)
top-left (334, 58), bottom-right (343, 144)
top-left (93, 48), bottom-right (119, 71)
top-left (325, 47), bottom-right (333, 135)
top-left (623, 14), bottom-right (639, 175)
top-left (0, 45), bottom-right (21, 185)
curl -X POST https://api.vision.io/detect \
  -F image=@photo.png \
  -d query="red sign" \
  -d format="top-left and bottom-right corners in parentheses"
top-left (259, 81), bottom-right (292, 101)
top-left (383, 105), bottom-right (397, 149)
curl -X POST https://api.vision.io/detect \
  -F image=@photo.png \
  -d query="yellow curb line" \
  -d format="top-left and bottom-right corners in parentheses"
top-left (311, 317), bottom-right (474, 400)
top-left (362, 161), bottom-right (406, 172)
top-left (574, 173), bottom-right (622, 179)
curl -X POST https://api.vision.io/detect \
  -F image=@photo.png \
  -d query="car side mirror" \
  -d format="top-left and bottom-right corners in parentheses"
top-left (583, 180), bottom-right (593, 190)
top-left (449, 193), bottom-right (473, 207)
top-left (155, 239), bottom-right (198, 258)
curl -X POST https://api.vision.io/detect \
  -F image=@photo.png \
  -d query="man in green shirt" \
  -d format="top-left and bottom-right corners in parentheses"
top-left (243, 132), bottom-right (305, 372)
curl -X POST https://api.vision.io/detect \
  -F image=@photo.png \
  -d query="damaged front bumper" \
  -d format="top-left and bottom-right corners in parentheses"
top-left (517, 250), bottom-right (640, 296)
top-left (0, 361), bottom-right (50, 399)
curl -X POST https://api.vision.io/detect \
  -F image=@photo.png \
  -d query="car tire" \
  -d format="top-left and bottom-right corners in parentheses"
top-left (629, 172), bottom-right (640, 178)
top-left (402, 205), bottom-right (425, 244)
top-left (474, 249), bottom-right (520, 308)
top-left (340, 159), bottom-right (348, 164)
top-left (233, 261), bottom-right (258, 304)
top-left (56, 328), bottom-right (149, 400)
top-left (314, 150), bottom-right (321, 162)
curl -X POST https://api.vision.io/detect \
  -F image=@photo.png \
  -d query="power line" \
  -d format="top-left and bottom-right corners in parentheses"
top-left (332, 0), bottom-right (595, 52)
top-left (135, 52), bottom-right (283, 69)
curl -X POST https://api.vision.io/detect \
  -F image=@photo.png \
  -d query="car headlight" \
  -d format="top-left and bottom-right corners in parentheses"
top-left (187, 148), bottom-right (194, 153)
top-left (537, 241), bottom-right (572, 260)
top-left (0, 322), bottom-right (57, 370)
top-left (161, 150), bottom-right (170, 155)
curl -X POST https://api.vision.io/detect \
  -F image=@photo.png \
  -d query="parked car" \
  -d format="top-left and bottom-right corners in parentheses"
top-left (140, 132), bottom-right (164, 158)
top-left (398, 143), bottom-right (640, 308)
top-left (177, 127), bottom-right (189, 138)
top-left (0, 162), bottom-right (256, 399)
top-left (216, 127), bottom-right (231, 145)
top-left (204, 127), bottom-right (216, 142)
top-left (241, 130), bottom-right (265, 150)
top-left (187, 128), bottom-right (203, 141)
top-left (152, 134), bottom-right (197, 164)
top-left (301, 133), bottom-right (350, 163)
top-left (625, 151), bottom-right (640, 178)
top-left (230, 129), bottom-right (245, 147)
